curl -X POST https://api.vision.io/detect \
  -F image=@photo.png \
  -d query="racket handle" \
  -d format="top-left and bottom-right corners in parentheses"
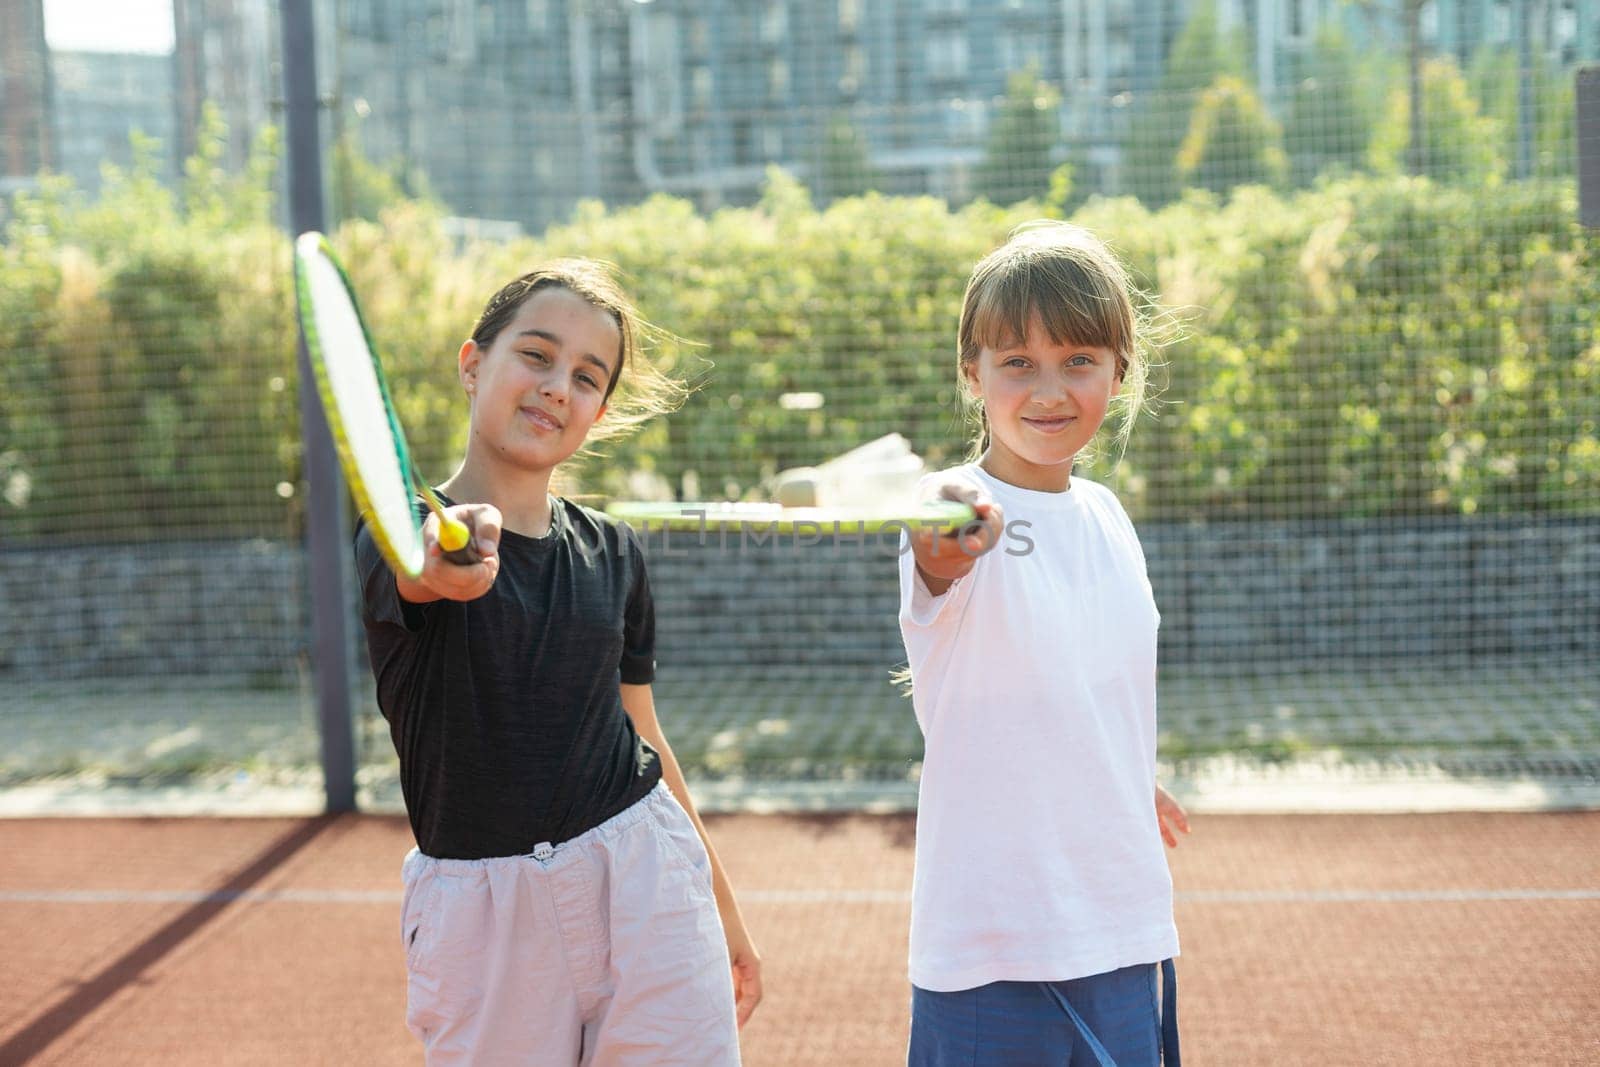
top-left (418, 487), bottom-right (482, 567)
top-left (441, 544), bottom-right (481, 566)
top-left (437, 512), bottom-right (471, 551)
top-left (437, 513), bottom-right (481, 567)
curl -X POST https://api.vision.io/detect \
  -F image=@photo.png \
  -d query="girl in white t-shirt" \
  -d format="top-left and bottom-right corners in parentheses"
top-left (900, 222), bottom-right (1189, 1066)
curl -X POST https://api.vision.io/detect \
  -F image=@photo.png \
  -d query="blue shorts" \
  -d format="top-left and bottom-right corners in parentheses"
top-left (909, 960), bottom-right (1179, 1067)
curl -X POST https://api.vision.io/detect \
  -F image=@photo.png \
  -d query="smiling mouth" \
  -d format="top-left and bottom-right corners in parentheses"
top-left (1022, 416), bottom-right (1076, 433)
top-left (521, 408), bottom-right (563, 432)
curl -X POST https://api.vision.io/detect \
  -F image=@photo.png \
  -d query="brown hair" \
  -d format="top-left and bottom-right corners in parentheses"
top-left (469, 258), bottom-right (686, 444)
top-left (957, 221), bottom-right (1153, 461)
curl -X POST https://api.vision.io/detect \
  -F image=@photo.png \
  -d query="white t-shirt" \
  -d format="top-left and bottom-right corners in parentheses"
top-left (898, 464), bottom-right (1179, 992)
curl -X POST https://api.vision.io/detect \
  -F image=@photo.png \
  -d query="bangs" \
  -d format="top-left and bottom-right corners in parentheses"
top-left (964, 255), bottom-right (1132, 358)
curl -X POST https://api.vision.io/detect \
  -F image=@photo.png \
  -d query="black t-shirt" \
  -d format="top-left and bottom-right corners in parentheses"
top-left (355, 495), bottom-right (662, 859)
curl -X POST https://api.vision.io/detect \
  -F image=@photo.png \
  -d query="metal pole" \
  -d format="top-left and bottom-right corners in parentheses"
top-left (1579, 66), bottom-right (1600, 228)
top-left (281, 0), bottom-right (357, 813)
top-left (1516, 0), bottom-right (1535, 180)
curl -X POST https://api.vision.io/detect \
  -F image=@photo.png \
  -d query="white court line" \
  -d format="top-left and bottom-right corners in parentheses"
top-left (0, 889), bottom-right (402, 904)
top-left (6, 775), bottom-right (1600, 818)
top-left (1, 888), bottom-right (1598, 905)
top-left (1176, 889), bottom-right (1600, 903)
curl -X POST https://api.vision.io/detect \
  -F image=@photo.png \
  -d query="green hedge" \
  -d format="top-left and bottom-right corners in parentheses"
top-left (2, 165), bottom-right (1595, 543)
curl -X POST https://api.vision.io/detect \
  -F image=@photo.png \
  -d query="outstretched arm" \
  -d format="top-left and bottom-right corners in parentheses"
top-left (908, 479), bottom-right (1005, 597)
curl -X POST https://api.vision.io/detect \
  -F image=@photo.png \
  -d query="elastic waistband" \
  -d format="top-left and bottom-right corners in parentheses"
top-left (407, 781), bottom-right (674, 877)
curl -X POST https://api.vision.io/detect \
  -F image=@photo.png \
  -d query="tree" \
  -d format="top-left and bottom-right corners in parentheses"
top-left (1470, 45), bottom-right (1577, 179)
top-left (1042, 161), bottom-right (1079, 218)
top-left (976, 68), bottom-right (1061, 205)
top-left (1401, 0), bottom-right (1425, 175)
top-left (1284, 27), bottom-right (1376, 186)
top-left (1121, 0), bottom-right (1248, 206)
top-left (817, 113), bottom-right (877, 201)
top-left (1348, 0), bottom-right (1429, 175)
top-left (1176, 76), bottom-right (1288, 194)
top-left (1369, 56), bottom-right (1505, 185)
top-left (1164, 0), bottom-right (1249, 95)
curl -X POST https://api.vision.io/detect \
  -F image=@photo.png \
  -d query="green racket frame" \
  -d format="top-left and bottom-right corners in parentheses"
top-left (293, 231), bottom-right (465, 578)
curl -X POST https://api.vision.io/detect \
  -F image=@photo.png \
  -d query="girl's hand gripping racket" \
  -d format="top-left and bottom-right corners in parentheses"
top-left (292, 231), bottom-right (478, 577)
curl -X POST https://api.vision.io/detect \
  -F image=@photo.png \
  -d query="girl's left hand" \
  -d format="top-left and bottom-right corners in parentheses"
top-left (723, 918), bottom-right (764, 1028)
top-left (1156, 785), bottom-right (1190, 848)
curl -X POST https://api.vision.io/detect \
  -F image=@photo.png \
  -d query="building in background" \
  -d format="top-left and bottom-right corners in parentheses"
top-left (1427, 0), bottom-right (1597, 68)
top-left (51, 50), bottom-right (174, 192)
top-left (4, 0), bottom-right (1598, 229)
top-left (173, 0), bottom-right (275, 168)
top-left (456, 0), bottom-right (1597, 225)
top-left (1, 0), bottom-right (53, 192)
top-left (327, 0), bottom-right (639, 231)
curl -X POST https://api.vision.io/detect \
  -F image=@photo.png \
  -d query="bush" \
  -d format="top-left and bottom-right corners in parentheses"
top-left (1, 122), bottom-right (294, 542)
top-left (2, 157), bottom-right (1594, 544)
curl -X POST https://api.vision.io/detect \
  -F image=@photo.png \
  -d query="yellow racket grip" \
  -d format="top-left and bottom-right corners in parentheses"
top-left (418, 485), bottom-right (481, 566)
top-left (437, 514), bottom-right (471, 553)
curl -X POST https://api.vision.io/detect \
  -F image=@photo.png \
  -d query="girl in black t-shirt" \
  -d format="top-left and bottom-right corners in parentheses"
top-left (357, 261), bottom-right (759, 1064)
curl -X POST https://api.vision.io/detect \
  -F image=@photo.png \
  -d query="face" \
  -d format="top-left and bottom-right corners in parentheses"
top-left (966, 310), bottom-right (1122, 492)
top-left (459, 286), bottom-right (621, 473)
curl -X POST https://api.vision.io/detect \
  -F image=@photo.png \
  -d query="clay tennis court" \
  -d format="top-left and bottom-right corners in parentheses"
top-left (1, 810), bottom-right (1596, 1066)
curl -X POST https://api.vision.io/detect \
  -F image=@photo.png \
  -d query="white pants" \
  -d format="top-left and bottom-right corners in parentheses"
top-left (399, 783), bottom-right (740, 1065)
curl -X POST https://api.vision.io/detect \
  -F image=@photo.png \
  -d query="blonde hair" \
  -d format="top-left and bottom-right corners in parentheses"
top-left (957, 221), bottom-right (1153, 462)
top-left (469, 258), bottom-right (688, 444)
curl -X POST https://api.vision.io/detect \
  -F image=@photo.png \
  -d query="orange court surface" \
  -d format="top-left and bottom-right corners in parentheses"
top-left (1, 810), bottom-right (1597, 1065)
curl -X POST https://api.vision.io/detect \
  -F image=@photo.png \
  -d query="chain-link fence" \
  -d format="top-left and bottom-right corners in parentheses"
top-left (3, 0), bottom-right (1597, 803)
